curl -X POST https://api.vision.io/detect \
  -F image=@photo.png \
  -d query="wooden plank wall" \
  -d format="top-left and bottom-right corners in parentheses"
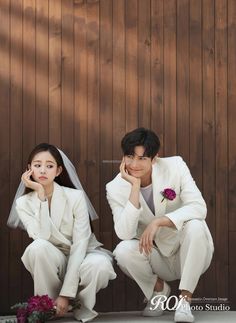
top-left (0, 0), bottom-right (235, 313)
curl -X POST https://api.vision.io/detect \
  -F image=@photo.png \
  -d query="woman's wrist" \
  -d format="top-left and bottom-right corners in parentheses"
top-left (37, 188), bottom-right (46, 201)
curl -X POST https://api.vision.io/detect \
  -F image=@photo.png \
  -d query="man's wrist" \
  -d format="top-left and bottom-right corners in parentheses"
top-left (132, 180), bottom-right (141, 189)
top-left (156, 216), bottom-right (175, 228)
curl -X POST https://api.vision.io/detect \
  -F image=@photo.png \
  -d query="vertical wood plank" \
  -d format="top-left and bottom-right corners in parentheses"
top-left (86, 0), bottom-right (100, 237)
top-left (163, 0), bottom-right (177, 156)
top-left (228, 0), bottom-right (236, 308)
top-left (189, 1), bottom-right (215, 297)
top-left (215, 0), bottom-right (228, 299)
top-left (61, 0), bottom-right (74, 159)
top-left (23, 0), bottom-right (36, 157)
top-left (100, 0), bottom-right (113, 251)
top-left (229, 232), bottom-right (236, 309)
top-left (0, 0), bottom-right (10, 313)
top-left (74, 0), bottom-right (88, 188)
top-left (189, 0), bottom-right (203, 186)
top-left (9, 0), bottom-right (24, 308)
top-left (202, 0), bottom-right (217, 299)
top-left (49, 0), bottom-right (62, 147)
top-left (22, 0), bottom-right (36, 300)
top-left (125, 0), bottom-right (138, 131)
top-left (138, 0), bottom-right (151, 128)
top-left (151, 0), bottom-right (164, 155)
top-left (36, 0), bottom-right (49, 143)
top-left (176, 0), bottom-right (189, 163)
top-left (228, 0), bottom-right (236, 231)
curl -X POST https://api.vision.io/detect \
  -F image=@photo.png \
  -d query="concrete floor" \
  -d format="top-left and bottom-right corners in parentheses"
top-left (1, 311), bottom-right (236, 323)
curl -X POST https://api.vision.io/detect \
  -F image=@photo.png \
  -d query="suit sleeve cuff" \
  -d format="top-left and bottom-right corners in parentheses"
top-left (126, 200), bottom-right (143, 215)
top-left (165, 213), bottom-right (183, 231)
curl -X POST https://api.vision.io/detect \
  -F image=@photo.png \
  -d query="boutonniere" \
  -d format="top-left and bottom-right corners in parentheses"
top-left (161, 188), bottom-right (176, 202)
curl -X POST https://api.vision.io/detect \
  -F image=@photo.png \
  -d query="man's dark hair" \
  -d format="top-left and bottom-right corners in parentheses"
top-left (121, 128), bottom-right (160, 159)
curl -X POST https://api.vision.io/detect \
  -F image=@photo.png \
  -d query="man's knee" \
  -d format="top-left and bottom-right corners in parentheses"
top-left (113, 240), bottom-right (139, 267)
top-left (182, 220), bottom-right (207, 243)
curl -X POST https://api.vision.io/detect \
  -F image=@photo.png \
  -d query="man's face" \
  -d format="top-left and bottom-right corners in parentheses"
top-left (124, 146), bottom-right (156, 179)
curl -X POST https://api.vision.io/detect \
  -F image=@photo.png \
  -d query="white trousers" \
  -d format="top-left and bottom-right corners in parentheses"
top-left (21, 239), bottom-right (116, 322)
top-left (113, 219), bottom-right (213, 300)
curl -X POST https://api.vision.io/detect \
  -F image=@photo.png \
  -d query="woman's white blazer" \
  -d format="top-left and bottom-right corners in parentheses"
top-left (16, 182), bottom-right (103, 297)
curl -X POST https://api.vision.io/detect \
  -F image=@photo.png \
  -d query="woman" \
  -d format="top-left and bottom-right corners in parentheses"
top-left (7, 143), bottom-right (116, 322)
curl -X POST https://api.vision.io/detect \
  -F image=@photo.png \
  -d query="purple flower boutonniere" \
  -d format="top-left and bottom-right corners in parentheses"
top-left (161, 188), bottom-right (176, 202)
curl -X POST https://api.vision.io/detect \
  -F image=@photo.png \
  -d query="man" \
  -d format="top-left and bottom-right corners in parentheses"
top-left (106, 128), bottom-right (214, 323)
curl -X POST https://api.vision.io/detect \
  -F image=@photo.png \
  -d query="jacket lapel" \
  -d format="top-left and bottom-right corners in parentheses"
top-left (152, 158), bottom-right (169, 217)
top-left (50, 182), bottom-right (67, 229)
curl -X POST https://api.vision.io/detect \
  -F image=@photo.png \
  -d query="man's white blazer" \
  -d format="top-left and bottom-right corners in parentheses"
top-left (106, 156), bottom-right (214, 257)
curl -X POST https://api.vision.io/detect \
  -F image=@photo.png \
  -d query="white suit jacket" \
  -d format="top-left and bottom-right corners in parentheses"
top-left (16, 182), bottom-right (103, 298)
top-left (106, 156), bottom-right (214, 257)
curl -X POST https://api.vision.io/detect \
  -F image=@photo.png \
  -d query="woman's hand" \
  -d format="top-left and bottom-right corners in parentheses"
top-left (139, 219), bottom-right (159, 255)
top-left (21, 169), bottom-right (45, 200)
top-left (54, 296), bottom-right (69, 317)
top-left (120, 158), bottom-right (141, 187)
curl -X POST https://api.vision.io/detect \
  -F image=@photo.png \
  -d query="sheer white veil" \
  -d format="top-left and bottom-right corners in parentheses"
top-left (7, 147), bottom-right (98, 229)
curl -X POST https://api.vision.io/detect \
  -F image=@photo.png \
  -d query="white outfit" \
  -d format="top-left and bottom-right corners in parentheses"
top-left (106, 156), bottom-right (214, 300)
top-left (16, 182), bottom-right (116, 322)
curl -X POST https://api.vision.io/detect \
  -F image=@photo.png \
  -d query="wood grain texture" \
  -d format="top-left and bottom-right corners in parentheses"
top-left (163, 0), bottom-right (177, 156)
top-left (9, 0), bottom-right (24, 309)
top-left (36, 0), bottom-right (49, 143)
top-left (151, 0), bottom-right (164, 154)
top-left (49, 0), bottom-right (62, 147)
top-left (0, 0), bottom-right (235, 313)
top-left (0, 0), bottom-right (10, 313)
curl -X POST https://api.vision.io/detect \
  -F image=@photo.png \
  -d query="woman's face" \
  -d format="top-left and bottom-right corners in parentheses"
top-left (29, 151), bottom-right (62, 187)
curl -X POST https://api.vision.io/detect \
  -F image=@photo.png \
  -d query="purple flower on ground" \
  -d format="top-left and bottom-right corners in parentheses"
top-left (16, 307), bottom-right (28, 323)
top-left (12, 295), bottom-right (55, 323)
top-left (161, 188), bottom-right (176, 202)
top-left (27, 295), bottom-right (54, 313)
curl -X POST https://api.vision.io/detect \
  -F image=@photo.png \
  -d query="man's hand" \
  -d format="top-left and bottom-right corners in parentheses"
top-left (120, 158), bottom-right (141, 187)
top-left (54, 296), bottom-right (69, 317)
top-left (120, 158), bottom-right (141, 209)
top-left (139, 219), bottom-right (159, 254)
top-left (139, 217), bottom-right (175, 254)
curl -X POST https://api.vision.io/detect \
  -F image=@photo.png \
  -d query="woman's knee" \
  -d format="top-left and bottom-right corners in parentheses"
top-left (25, 239), bottom-right (53, 260)
top-left (79, 253), bottom-right (116, 281)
